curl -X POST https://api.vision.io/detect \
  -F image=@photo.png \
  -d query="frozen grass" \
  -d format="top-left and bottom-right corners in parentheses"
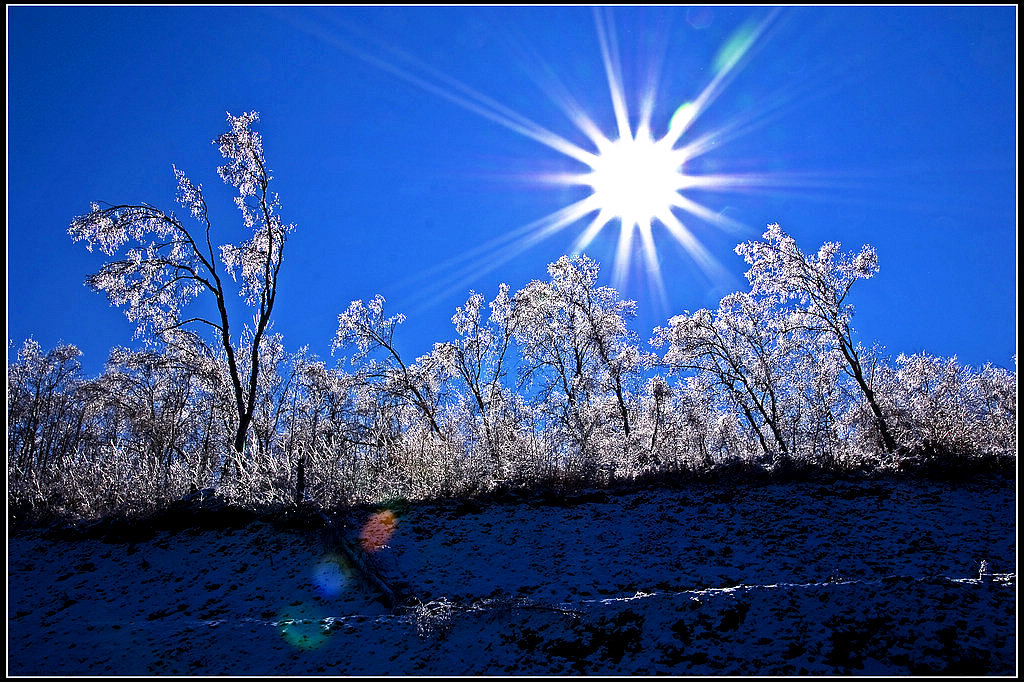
top-left (7, 475), bottom-right (1016, 675)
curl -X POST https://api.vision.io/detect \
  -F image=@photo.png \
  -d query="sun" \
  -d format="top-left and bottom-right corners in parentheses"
top-left (584, 129), bottom-right (690, 232)
top-left (562, 113), bottom-right (713, 300)
top-left (303, 8), bottom-right (778, 313)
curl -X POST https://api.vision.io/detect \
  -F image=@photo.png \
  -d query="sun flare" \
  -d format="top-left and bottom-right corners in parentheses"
top-left (584, 130), bottom-right (689, 232)
top-left (306, 8), bottom-right (781, 313)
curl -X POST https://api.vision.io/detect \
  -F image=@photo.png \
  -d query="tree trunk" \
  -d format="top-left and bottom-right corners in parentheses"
top-left (840, 341), bottom-right (897, 453)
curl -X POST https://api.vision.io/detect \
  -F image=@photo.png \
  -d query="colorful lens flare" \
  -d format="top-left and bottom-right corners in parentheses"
top-left (312, 554), bottom-right (356, 598)
top-left (359, 510), bottom-right (398, 553)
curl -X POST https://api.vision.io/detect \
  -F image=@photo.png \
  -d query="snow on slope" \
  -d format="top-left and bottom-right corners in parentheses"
top-left (7, 476), bottom-right (1016, 675)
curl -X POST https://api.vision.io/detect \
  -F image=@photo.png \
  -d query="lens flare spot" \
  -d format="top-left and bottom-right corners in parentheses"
top-left (669, 102), bottom-right (697, 134)
top-left (359, 509), bottom-right (398, 553)
top-left (277, 605), bottom-right (332, 650)
top-left (713, 22), bottom-right (758, 75)
top-left (312, 554), bottom-right (355, 598)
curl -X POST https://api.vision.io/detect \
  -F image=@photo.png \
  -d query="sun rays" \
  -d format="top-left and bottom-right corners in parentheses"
top-left (546, 10), bottom-right (779, 303)
top-left (286, 7), bottom-right (782, 313)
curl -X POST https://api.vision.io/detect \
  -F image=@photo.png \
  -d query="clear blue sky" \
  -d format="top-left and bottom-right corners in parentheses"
top-left (7, 5), bottom-right (1017, 376)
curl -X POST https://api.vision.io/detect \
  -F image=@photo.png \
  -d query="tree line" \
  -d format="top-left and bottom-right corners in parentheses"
top-left (8, 113), bottom-right (1016, 520)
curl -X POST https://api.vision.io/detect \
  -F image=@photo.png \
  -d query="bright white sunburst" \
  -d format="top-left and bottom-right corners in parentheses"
top-left (299, 8), bottom-right (778, 312)
top-left (550, 9), bottom-right (771, 299)
top-left (585, 129), bottom-right (689, 234)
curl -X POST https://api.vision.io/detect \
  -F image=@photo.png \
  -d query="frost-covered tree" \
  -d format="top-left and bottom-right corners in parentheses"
top-left (654, 292), bottom-right (799, 463)
top-left (513, 255), bottom-right (643, 476)
top-left (68, 112), bottom-right (292, 472)
top-left (333, 295), bottom-right (446, 438)
top-left (431, 285), bottom-right (517, 473)
top-left (735, 224), bottom-right (896, 453)
top-left (245, 333), bottom-right (296, 461)
top-left (633, 375), bottom-right (715, 471)
top-left (97, 347), bottom-right (196, 476)
top-left (7, 340), bottom-right (87, 481)
top-left (275, 348), bottom-right (383, 504)
top-left (281, 348), bottom-right (346, 454)
top-left (972, 359), bottom-right (1018, 457)
top-left (89, 341), bottom-right (230, 490)
top-left (874, 353), bottom-right (1017, 463)
top-left (786, 335), bottom-right (848, 466)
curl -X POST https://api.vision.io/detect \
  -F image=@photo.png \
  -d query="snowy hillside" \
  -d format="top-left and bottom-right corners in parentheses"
top-left (8, 475), bottom-right (1016, 675)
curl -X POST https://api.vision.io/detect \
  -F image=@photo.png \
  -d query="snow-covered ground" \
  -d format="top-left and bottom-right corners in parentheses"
top-left (8, 475), bottom-right (1016, 675)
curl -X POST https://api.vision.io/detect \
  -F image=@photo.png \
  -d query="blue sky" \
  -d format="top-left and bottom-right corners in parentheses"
top-left (7, 5), bottom-right (1017, 376)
